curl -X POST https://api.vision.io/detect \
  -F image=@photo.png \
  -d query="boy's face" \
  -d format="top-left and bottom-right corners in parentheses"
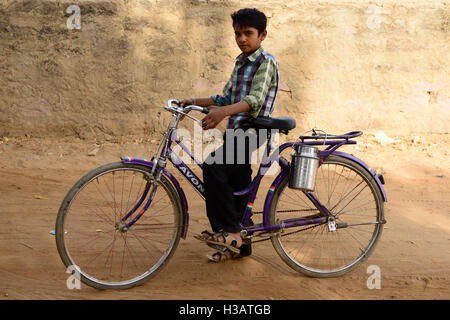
top-left (234, 25), bottom-right (267, 56)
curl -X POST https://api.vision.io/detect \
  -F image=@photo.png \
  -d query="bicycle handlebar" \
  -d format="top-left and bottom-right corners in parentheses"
top-left (165, 99), bottom-right (209, 123)
top-left (184, 105), bottom-right (210, 114)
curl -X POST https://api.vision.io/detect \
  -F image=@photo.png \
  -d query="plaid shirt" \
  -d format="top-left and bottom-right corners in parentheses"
top-left (211, 46), bottom-right (279, 129)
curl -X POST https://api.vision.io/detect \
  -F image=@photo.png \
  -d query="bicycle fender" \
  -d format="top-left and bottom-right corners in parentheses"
top-left (325, 151), bottom-right (387, 202)
top-left (261, 158), bottom-right (290, 225)
top-left (121, 157), bottom-right (190, 239)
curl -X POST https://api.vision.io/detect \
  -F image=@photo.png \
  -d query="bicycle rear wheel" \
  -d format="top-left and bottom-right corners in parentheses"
top-left (269, 155), bottom-right (384, 277)
top-left (55, 162), bottom-right (183, 289)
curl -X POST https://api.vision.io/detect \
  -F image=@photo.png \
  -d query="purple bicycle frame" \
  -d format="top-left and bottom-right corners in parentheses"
top-left (121, 129), bottom-right (387, 238)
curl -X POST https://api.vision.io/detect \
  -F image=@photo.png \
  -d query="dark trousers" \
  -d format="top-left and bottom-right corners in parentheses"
top-left (203, 128), bottom-right (266, 233)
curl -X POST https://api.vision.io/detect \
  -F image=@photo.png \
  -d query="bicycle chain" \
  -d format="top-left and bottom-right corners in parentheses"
top-left (246, 210), bottom-right (327, 244)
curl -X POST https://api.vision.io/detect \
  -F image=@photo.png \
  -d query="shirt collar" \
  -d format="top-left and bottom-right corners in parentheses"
top-left (236, 46), bottom-right (264, 63)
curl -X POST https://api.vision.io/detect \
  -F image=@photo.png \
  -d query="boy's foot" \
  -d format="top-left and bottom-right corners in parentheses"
top-left (195, 230), bottom-right (242, 253)
top-left (207, 248), bottom-right (242, 263)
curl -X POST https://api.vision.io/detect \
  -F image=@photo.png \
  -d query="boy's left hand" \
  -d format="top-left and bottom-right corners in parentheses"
top-left (202, 106), bottom-right (225, 130)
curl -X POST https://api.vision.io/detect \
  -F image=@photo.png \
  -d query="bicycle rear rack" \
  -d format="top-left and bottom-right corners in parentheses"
top-left (293, 130), bottom-right (363, 154)
top-left (298, 130), bottom-right (363, 141)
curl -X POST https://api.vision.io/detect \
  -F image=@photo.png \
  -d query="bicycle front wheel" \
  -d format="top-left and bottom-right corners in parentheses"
top-left (269, 155), bottom-right (384, 277)
top-left (55, 162), bottom-right (183, 289)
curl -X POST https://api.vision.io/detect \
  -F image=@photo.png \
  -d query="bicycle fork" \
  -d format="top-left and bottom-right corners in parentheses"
top-left (118, 120), bottom-right (177, 232)
top-left (117, 159), bottom-right (167, 232)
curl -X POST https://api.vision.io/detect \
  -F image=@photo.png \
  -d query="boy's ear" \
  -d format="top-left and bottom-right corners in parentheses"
top-left (260, 30), bottom-right (267, 41)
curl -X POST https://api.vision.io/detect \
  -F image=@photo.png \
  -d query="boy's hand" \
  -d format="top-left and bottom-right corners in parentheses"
top-left (179, 99), bottom-right (194, 120)
top-left (202, 106), bottom-right (225, 130)
top-left (180, 99), bottom-right (194, 108)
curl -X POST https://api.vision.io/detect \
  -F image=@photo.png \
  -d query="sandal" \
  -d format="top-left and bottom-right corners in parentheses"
top-left (207, 248), bottom-right (242, 263)
top-left (207, 239), bottom-right (252, 256)
top-left (194, 230), bottom-right (215, 241)
top-left (194, 230), bottom-right (227, 251)
top-left (195, 230), bottom-right (241, 254)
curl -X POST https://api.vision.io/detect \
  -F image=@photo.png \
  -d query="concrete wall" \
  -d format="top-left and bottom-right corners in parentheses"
top-left (0, 0), bottom-right (448, 139)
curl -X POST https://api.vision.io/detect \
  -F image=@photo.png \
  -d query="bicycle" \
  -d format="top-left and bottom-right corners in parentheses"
top-left (55, 99), bottom-right (387, 290)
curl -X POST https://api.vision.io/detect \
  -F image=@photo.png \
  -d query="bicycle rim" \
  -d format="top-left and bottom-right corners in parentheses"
top-left (270, 155), bottom-right (384, 277)
top-left (56, 162), bottom-right (182, 289)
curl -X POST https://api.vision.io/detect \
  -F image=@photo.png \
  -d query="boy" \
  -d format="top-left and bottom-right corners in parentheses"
top-left (181, 8), bottom-right (279, 262)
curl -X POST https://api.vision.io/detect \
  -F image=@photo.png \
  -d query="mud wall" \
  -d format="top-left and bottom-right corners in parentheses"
top-left (0, 0), bottom-right (448, 140)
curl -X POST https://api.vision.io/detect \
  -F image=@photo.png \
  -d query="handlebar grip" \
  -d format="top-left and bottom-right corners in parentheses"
top-left (201, 107), bottom-right (210, 114)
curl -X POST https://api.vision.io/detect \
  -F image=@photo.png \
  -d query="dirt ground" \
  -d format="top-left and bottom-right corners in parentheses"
top-left (0, 130), bottom-right (449, 300)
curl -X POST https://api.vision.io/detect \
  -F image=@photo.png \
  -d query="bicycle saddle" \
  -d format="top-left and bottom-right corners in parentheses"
top-left (247, 116), bottom-right (296, 134)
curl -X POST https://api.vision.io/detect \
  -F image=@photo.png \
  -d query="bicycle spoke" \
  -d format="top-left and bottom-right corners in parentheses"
top-left (71, 200), bottom-right (116, 227)
top-left (283, 189), bottom-right (315, 211)
top-left (93, 178), bottom-right (120, 223)
top-left (83, 235), bottom-right (117, 269)
top-left (333, 183), bottom-right (369, 217)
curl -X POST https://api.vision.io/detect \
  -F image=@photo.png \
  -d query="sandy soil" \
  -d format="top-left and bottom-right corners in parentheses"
top-left (0, 131), bottom-right (449, 300)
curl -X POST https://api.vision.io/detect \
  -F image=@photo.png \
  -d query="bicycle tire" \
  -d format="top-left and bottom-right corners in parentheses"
top-left (269, 155), bottom-right (384, 277)
top-left (55, 162), bottom-right (183, 289)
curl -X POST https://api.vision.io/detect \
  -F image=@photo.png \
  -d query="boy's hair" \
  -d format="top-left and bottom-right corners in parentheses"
top-left (231, 8), bottom-right (267, 35)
